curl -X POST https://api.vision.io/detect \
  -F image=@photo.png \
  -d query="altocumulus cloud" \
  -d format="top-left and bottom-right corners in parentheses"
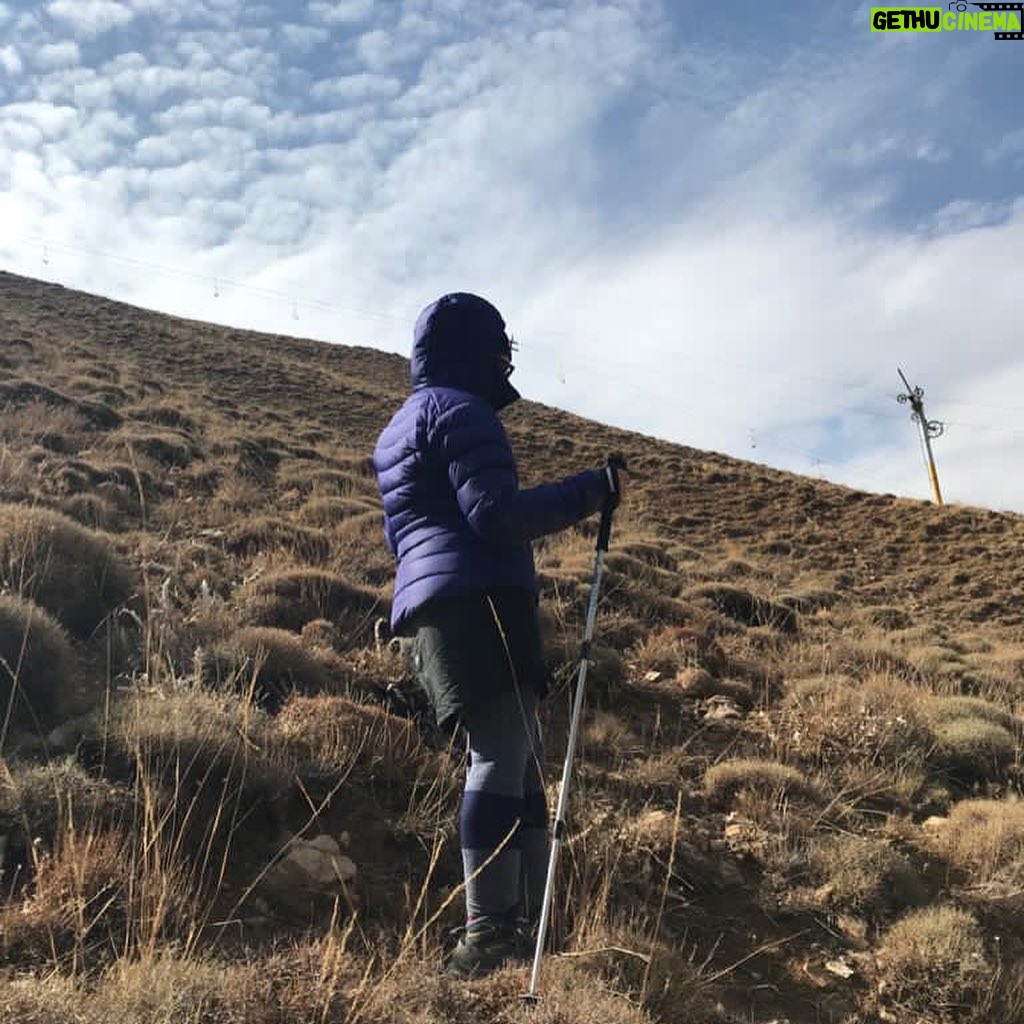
top-left (0, 0), bottom-right (1021, 510)
top-left (47, 0), bottom-right (135, 36)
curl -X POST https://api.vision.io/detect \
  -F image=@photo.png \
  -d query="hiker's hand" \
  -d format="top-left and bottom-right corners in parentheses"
top-left (604, 455), bottom-right (629, 509)
top-left (617, 467), bottom-right (630, 503)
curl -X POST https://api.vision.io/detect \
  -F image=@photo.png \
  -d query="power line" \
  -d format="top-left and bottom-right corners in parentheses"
top-left (10, 232), bottom-right (416, 327)
top-left (7, 231), bottom-right (1022, 469)
top-left (7, 230), bottom-right (913, 413)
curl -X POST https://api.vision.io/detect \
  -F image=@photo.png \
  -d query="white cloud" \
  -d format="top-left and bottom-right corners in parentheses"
top-left (923, 199), bottom-right (1012, 235)
top-left (0, 101), bottom-right (78, 139)
top-left (0, 44), bottom-right (21, 75)
top-left (985, 128), bottom-right (1024, 166)
top-left (309, 0), bottom-right (374, 25)
top-left (34, 41), bottom-right (81, 69)
top-left (105, 61), bottom-right (261, 105)
top-left (134, 133), bottom-right (188, 166)
top-left (1, 0), bottom-right (1021, 511)
top-left (47, 0), bottom-right (134, 35)
top-left (34, 67), bottom-right (113, 107)
top-left (310, 73), bottom-right (403, 104)
top-left (279, 23), bottom-right (329, 50)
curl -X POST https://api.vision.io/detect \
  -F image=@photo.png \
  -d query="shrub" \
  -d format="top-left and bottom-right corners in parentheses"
top-left (0, 594), bottom-right (78, 734)
top-left (0, 504), bottom-right (135, 637)
top-left (60, 493), bottom-right (118, 531)
top-left (874, 905), bottom-right (993, 1018)
top-left (630, 624), bottom-right (728, 678)
top-left (781, 674), bottom-right (932, 781)
top-left (675, 667), bottom-right (754, 708)
top-left (616, 539), bottom-right (678, 571)
top-left (926, 696), bottom-right (1015, 733)
top-left (276, 695), bottom-right (429, 782)
top-left (4, 757), bottom-right (132, 876)
top-left (297, 497), bottom-right (379, 527)
top-left (864, 605), bottom-right (913, 631)
top-left (583, 643), bottom-right (627, 701)
top-left (241, 569), bottom-right (383, 643)
top-left (121, 431), bottom-right (195, 468)
top-left (939, 798), bottom-right (1024, 887)
top-left (778, 587), bottom-right (839, 613)
top-left (205, 627), bottom-right (336, 711)
top-left (0, 379), bottom-right (120, 429)
top-left (105, 689), bottom-right (286, 876)
top-left (277, 465), bottom-right (367, 498)
top-left (223, 517), bottom-right (330, 563)
top-left (909, 645), bottom-right (967, 682)
top-left (924, 697), bottom-right (1017, 782)
top-left (809, 834), bottom-right (926, 921)
top-left (233, 437), bottom-right (281, 480)
top-left (683, 583), bottom-right (797, 634)
top-left (124, 403), bottom-right (197, 433)
top-left (704, 758), bottom-right (820, 804)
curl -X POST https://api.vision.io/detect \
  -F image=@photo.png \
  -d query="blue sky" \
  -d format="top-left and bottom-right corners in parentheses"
top-left (1, 0), bottom-right (1022, 510)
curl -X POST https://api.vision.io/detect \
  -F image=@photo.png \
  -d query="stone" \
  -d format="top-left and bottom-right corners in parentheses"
top-left (824, 959), bottom-right (856, 979)
top-left (702, 696), bottom-right (742, 721)
top-left (259, 834), bottom-right (357, 914)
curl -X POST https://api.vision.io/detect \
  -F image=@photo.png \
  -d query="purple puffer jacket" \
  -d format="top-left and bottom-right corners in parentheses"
top-left (373, 293), bottom-right (610, 631)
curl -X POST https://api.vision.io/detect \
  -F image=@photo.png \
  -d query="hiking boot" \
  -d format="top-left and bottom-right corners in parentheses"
top-left (445, 918), bottom-right (525, 979)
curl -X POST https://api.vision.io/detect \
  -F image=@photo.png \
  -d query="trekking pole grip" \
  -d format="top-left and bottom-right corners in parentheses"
top-left (597, 454), bottom-right (627, 552)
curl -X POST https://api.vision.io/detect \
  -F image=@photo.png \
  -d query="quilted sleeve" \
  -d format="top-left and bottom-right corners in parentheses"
top-left (432, 396), bottom-right (609, 544)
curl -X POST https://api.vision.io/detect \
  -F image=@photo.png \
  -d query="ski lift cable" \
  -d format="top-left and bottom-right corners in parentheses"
top-left (14, 232), bottom-right (1024, 437)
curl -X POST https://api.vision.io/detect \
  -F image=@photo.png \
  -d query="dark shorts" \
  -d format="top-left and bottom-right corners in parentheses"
top-left (403, 587), bottom-right (549, 732)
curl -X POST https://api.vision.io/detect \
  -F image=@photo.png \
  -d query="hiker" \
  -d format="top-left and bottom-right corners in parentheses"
top-left (372, 292), bottom-right (627, 978)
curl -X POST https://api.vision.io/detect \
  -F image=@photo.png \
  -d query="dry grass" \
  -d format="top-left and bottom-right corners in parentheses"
top-left (240, 569), bottom-right (383, 641)
top-left (276, 695), bottom-right (429, 777)
top-left (923, 697), bottom-right (1018, 782)
top-left (5, 271), bottom-right (1024, 1022)
top-left (704, 758), bottom-right (820, 805)
top-left (936, 798), bottom-right (1024, 890)
top-left (873, 905), bottom-right (994, 1021)
top-left (204, 626), bottom-right (338, 710)
top-left (0, 595), bottom-right (78, 738)
top-left (808, 833), bottom-right (926, 921)
top-left (224, 516), bottom-right (332, 563)
top-left (0, 503), bottom-right (135, 638)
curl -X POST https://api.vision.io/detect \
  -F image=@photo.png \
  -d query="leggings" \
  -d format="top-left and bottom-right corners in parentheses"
top-left (459, 685), bottom-right (549, 925)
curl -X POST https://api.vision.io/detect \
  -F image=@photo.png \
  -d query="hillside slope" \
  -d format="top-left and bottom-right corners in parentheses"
top-left (2, 270), bottom-right (1024, 1024)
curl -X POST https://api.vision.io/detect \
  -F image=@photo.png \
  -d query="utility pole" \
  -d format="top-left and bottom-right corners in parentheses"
top-left (897, 368), bottom-right (944, 506)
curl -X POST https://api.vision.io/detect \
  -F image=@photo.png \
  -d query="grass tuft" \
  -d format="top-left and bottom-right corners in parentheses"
top-left (704, 758), bottom-right (820, 804)
top-left (204, 626), bottom-right (337, 711)
top-left (241, 569), bottom-right (383, 642)
top-left (683, 582), bottom-right (798, 634)
top-left (809, 834), bottom-right (926, 921)
top-left (937, 798), bottom-right (1024, 889)
top-left (0, 503), bottom-right (135, 638)
top-left (0, 594), bottom-right (79, 737)
top-left (874, 905), bottom-right (993, 1019)
top-left (276, 695), bottom-right (430, 782)
top-left (923, 697), bottom-right (1017, 782)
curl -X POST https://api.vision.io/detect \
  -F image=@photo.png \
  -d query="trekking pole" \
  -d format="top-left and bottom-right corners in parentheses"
top-left (523, 455), bottom-right (625, 1003)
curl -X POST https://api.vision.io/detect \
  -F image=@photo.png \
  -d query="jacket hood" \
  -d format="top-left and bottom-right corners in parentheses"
top-left (410, 292), bottom-right (520, 410)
